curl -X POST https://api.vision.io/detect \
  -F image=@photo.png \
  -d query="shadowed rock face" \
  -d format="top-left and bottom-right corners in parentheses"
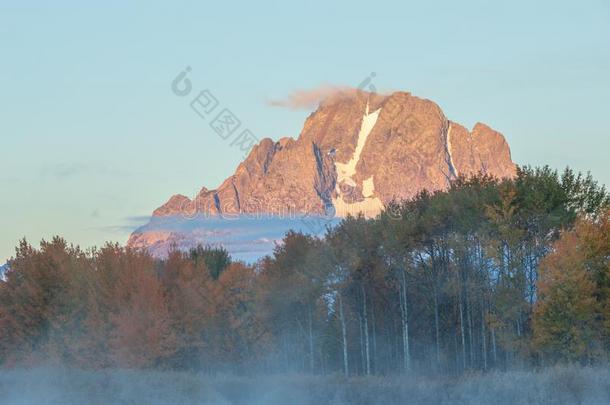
top-left (128, 90), bottom-right (515, 253)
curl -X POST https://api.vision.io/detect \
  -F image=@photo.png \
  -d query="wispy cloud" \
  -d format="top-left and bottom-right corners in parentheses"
top-left (91, 215), bottom-right (153, 235)
top-left (41, 163), bottom-right (128, 179)
top-left (268, 84), bottom-right (357, 110)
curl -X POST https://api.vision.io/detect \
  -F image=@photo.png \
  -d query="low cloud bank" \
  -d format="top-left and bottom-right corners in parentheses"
top-left (130, 215), bottom-right (341, 262)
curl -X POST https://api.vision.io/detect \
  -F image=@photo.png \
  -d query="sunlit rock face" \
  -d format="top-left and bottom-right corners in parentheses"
top-left (128, 90), bottom-right (515, 259)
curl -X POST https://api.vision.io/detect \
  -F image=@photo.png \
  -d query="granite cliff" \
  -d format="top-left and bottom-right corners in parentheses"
top-left (128, 90), bottom-right (515, 256)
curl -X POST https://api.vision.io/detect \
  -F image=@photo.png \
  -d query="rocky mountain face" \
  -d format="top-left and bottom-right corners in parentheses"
top-left (128, 90), bottom-right (515, 256)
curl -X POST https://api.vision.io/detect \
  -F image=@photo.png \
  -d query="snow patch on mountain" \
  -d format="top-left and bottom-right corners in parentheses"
top-left (333, 102), bottom-right (384, 217)
top-left (362, 176), bottom-right (375, 198)
top-left (335, 102), bottom-right (380, 183)
top-left (445, 123), bottom-right (459, 178)
top-left (332, 194), bottom-right (384, 218)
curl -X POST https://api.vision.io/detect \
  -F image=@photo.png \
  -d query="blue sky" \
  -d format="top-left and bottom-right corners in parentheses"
top-left (1, 0), bottom-right (609, 262)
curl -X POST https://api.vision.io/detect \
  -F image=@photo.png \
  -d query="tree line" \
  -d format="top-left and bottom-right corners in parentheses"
top-left (1, 166), bottom-right (609, 375)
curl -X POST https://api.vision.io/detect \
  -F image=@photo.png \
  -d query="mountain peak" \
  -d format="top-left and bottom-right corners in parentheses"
top-left (129, 89), bottom-right (516, 256)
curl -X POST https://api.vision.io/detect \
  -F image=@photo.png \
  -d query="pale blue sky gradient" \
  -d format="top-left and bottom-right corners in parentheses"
top-left (1, 0), bottom-right (609, 262)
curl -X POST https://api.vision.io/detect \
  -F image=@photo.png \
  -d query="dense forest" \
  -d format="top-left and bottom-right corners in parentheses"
top-left (1, 166), bottom-right (609, 377)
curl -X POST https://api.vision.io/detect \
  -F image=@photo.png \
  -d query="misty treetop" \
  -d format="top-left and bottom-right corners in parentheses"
top-left (0, 166), bottom-right (609, 375)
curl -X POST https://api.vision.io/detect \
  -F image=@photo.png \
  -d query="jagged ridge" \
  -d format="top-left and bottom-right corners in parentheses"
top-left (149, 90), bottom-right (514, 218)
top-left (128, 90), bottom-right (516, 254)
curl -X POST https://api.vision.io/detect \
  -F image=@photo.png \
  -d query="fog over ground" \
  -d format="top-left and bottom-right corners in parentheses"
top-left (1, 366), bottom-right (609, 405)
